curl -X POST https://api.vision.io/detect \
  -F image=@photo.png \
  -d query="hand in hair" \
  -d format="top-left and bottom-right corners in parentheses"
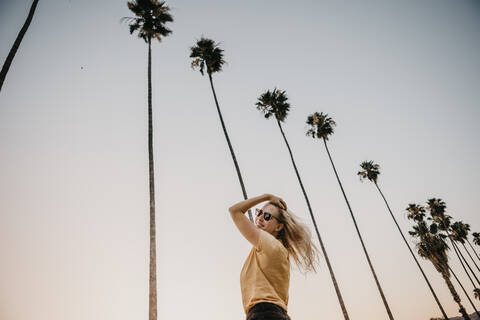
top-left (229, 193), bottom-right (286, 247)
top-left (267, 194), bottom-right (287, 211)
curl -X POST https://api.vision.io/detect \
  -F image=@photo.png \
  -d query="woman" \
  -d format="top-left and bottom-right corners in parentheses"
top-left (229, 193), bottom-right (319, 320)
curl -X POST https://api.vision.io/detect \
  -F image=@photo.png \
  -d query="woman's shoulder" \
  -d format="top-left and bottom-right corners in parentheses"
top-left (258, 230), bottom-right (288, 255)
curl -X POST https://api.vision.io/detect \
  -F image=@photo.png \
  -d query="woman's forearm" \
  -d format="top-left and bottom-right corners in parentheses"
top-left (228, 194), bottom-right (272, 215)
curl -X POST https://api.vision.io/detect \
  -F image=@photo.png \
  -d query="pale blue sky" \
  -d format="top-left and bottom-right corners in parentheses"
top-left (1, 1), bottom-right (480, 320)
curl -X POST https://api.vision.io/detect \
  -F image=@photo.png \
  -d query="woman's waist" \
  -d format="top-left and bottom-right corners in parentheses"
top-left (247, 302), bottom-right (290, 320)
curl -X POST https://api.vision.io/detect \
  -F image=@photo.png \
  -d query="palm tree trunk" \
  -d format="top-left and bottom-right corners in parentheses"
top-left (0, 0), bottom-right (39, 92)
top-left (207, 73), bottom-right (252, 222)
top-left (322, 138), bottom-right (394, 320)
top-left (442, 268), bottom-right (471, 320)
top-left (452, 240), bottom-right (480, 287)
top-left (467, 239), bottom-right (480, 263)
top-left (374, 182), bottom-right (448, 319)
top-left (276, 120), bottom-right (350, 320)
top-left (462, 242), bottom-right (480, 273)
top-left (451, 240), bottom-right (478, 293)
top-left (448, 265), bottom-right (479, 318)
top-left (147, 37), bottom-right (157, 320)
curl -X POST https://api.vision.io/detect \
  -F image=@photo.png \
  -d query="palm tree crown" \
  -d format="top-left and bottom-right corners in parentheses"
top-left (358, 160), bottom-right (380, 183)
top-left (406, 204), bottom-right (426, 222)
top-left (255, 88), bottom-right (290, 122)
top-left (451, 221), bottom-right (470, 244)
top-left (123, 0), bottom-right (173, 43)
top-left (407, 206), bottom-right (450, 272)
top-left (190, 37), bottom-right (225, 76)
top-left (305, 112), bottom-right (336, 140)
top-left (427, 198), bottom-right (454, 234)
top-left (473, 232), bottom-right (480, 246)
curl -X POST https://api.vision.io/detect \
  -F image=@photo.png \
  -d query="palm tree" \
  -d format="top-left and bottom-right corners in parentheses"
top-left (448, 224), bottom-right (480, 316)
top-left (407, 206), bottom-right (471, 320)
top-left (255, 89), bottom-right (350, 320)
top-left (450, 239), bottom-right (480, 312)
top-left (123, 1), bottom-right (173, 320)
top-left (306, 112), bottom-right (394, 320)
top-left (474, 288), bottom-right (480, 300)
top-left (358, 161), bottom-right (448, 319)
top-left (472, 232), bottom-right (480, 262)
top-left (458, 223), bottom-right (480, 266)
top-left (451, 221), bottom-right (480, 274)
top-left (428, 199), bottom-right (480, 287)
top-left (0, 0), bottom-right (40, 92)
top-left (190, 37), bottom-right (252, 222)
top-left (473, 233), bottom-right (480, 246)
top-left (447, 259), bottom-right (480, 318)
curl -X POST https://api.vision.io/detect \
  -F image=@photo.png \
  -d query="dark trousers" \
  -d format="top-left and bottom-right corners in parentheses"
top-left (246, 302), bottom-right (291, 320)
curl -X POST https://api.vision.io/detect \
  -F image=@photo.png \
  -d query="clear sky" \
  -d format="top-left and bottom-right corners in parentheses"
top-left (1, 1), bottom-right (480, 319)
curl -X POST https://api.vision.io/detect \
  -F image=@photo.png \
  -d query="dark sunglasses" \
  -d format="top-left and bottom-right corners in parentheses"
top-left (255, 208), bottom-right (281, 222)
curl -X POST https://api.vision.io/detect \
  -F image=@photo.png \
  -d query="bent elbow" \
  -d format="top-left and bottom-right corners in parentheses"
top-left (229, 206), bottom-right (243, 217)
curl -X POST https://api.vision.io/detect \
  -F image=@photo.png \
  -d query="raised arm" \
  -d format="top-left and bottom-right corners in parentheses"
top-left (229, 194), bottom-right (286, 247)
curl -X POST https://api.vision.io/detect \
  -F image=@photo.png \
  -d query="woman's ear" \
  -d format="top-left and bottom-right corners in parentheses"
top-left (275, 223), bottom-right (284, 233)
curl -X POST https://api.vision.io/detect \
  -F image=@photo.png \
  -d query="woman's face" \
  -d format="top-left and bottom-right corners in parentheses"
top-left (255, 204), bottom-right (284, 236)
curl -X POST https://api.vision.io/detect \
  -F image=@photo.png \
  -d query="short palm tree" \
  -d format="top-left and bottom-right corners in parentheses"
top-left (306, 113), bottom-right (394, 320)
top-left (123, 1), bottom-right (173, 320)
top-left (359, 161), bottom-right (448, 319)
top-left (0, 0), bottom-right (40, 92)
top-left (190, 37), bottom-right (252, 222)
top-left (256, 89), bottom-right (351, 320)
top-left (407, 206), bottom-right (471, 320)
top-left (474, 288), bottom-right (480, 300)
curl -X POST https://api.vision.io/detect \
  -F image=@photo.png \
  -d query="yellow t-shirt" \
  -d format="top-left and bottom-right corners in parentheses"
top-left (240, 229), bottom-right (290, 314)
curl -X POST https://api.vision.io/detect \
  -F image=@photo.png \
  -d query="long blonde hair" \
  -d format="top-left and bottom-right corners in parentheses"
top-left (269, 202), bottom-right (320, 273)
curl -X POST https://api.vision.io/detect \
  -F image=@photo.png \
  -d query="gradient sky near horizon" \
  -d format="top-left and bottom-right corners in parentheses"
top-left (1, 1), bottom-right (480, 319)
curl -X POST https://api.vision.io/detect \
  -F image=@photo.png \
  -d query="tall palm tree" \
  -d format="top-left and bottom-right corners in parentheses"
top-left (123, 1), bottom-right (173, 320)
top-left (255, 89), bottom-right (350, 320)
top-left (451, 221), bottom-right (480, 274)
top-left (472, 232), bottom-right (480, 262)
top-left (473, 233), bottom-right (480, 246)
top-left (450, 239), bottom-right (480, 299)
top-left (306, 112), bottom-right (394, 320)
top-left (428, 199), bottom-right (480, 287)
top-left (435, 214), bottom-right (480, 317)
top-left (0, 0), bottom-right (40, 92)
top-left (407, 206), bottom-right (471, 320)
top-left (449, 224), bottom-right (480, 315)
top-left (359, 160), bottom-right (448, 319)
top-left (447, 260), bottom-right (480, 318)
top-left (190, 37), bottom-right (252, 222)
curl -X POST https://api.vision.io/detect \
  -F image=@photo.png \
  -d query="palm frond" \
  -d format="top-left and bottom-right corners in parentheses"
top-left (255, 88), bottom-right (290, 122)
top-left (358, 160), bottom-right (380, 183)
top-left (189, 37), bottom-right (226, 75)
top-left (406, 203), bottom-right (426, 222)
top-left (124, 0), bottom-right (173, 43)
top-left (305, 112), bottom-right (336, 141)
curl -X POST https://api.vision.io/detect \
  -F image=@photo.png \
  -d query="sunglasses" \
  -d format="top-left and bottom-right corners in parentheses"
top-left (255, 208), bottom-right (281, 222)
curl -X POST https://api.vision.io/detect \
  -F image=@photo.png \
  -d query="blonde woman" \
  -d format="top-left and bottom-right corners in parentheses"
top-left (229, 193), bottom-right (319, 320)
